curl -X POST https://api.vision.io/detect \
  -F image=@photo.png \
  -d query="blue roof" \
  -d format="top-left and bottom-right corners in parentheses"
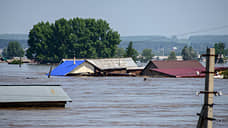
top-left (50, 60), bottom-right (85, 76)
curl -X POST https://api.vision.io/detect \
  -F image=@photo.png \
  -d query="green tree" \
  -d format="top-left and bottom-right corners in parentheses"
top-left (124, 41), bottom-right (138, 61)
top-left (26, 18), bottom-right (121, 63)
top-left (2, 41), bottom-right (24, 59)
top-left (181, 46), bottom-right (197, 60)
top-left (214, 42), bottom-right (225, 63)
top-left (168, 51), bottom-right (177, 60)
top-left (141, 48), bottom-right (154, 62)
top-left (2, 48), bottom-right (7, 57)
top-left (214, 42), bottom-right (225, 55)
top-left (114, 47), bottom-right (125, 57)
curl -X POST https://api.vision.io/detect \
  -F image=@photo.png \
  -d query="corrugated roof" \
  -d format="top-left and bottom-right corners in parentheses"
top-left (86, 58), bottom-right (137, 70)
top-left (0, 85), bottom-right (72, 103)
top-left (152, 60), bottom-right (204, 69)
top-left (50, 60), bottom-right (85, 76)
top-left (151, 68), bottom-right (205, 77)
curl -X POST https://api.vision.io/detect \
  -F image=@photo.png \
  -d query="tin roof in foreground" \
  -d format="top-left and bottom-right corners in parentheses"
top-left (0, 85), bottom-right (72, 103)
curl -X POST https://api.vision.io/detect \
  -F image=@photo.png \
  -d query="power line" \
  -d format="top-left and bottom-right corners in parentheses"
top-left (177, 25), bottom-right (228, 37)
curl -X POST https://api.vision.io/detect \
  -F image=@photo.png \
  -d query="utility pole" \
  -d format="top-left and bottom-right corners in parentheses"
top-left (197, 48), bottom-right (215, 128)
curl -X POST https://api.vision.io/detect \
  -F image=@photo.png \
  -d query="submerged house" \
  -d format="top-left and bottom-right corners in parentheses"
top-left (86, 58), bottom-right (142, 76)
top-left (142, 60), bottom-right (205, 78)
top-left (50, 60), bottom-right (93, 76)
top-left (50, 58), bottom-right (143, 76)
top-left (0, 85), bottom-right (72, 107)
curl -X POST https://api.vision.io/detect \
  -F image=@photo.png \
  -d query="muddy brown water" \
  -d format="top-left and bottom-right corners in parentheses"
top-left (0, 63), bottom-right (228, 128)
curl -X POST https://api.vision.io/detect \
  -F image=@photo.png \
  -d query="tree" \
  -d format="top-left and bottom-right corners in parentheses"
top-left (114, 47), bottom-right (125, 57)
top-left (181, 46), bottom-right (197, 60)
top-left (26, 18), bottom-right (121, 63)
top-left (168, 51), bottom-right (177, 60)
top-left (141, 48), bottom-right (154, 62)
top-left (214, 42), bottom-right (225, 55)
top-left (214, 42), bottom-right (225, 63)
top-left (124, 41), bottom-right (138, 61)
top-left (2, 41), bottom-right (24, 59)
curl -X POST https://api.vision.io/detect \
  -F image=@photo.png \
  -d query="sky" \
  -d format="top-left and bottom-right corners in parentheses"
top-left (0, 0), bottom-right (227, 37)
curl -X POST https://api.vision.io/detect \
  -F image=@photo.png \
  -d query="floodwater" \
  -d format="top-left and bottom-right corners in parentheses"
top-left (0, 63), bottom-right (227, 128)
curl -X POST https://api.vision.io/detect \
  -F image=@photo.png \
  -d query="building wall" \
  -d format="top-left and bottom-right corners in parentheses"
top-left (108, 70), bottom-right (127, 74)
top-left (69, 62), bottom-right (94, 74)
top-left (142, 61), bottom-right (157, 76)
top-left (127, 70), bottom-right (142, 76)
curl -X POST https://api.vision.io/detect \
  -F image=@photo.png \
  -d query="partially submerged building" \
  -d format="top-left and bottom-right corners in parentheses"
top-left (50, 60), bottom-right (88, 76)
top-left (86, 58), bottom-right (141, 76)
top-left (142, 60), bottom-right (205, 77)
top-left (50, 58), bottom-right (143, 76)
top-left (0, 85), bottom-right (72, 107)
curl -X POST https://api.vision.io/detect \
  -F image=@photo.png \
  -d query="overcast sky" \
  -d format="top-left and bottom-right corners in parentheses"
top-left (0, 0), bottom-right (227, 37)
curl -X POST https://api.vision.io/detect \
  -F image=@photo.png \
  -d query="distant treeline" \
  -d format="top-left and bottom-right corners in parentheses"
top-left (0, 39), bottom-right (27, 48)
top-left (1, 33), bottom-right (228, 56)
top-left (120, 35), bottom-right (228, 55)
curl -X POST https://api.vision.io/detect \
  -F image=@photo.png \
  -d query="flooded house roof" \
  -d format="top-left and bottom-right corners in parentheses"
top-left (50, 60), bottom-right (85, 76)
top-left (0, 85), bottom-right (72, 107)
top-left (143, 60), bottom-right (205, 77)
top-left (151, 68), bottom-right (205, 78)
top-left (151, 60), bottom-right (204, 69)
top-left (86, 58), bottom-right (137, 70)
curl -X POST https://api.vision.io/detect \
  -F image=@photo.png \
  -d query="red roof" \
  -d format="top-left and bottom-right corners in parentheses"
top-left (152, 60), bottom-right (204, 69)
top-left (151, 68), bottom-right (205, 78)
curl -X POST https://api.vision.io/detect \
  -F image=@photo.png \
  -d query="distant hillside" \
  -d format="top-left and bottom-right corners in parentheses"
top-left (120, 36), bottom-right (189, 55)
top-left (0, 34), bottom-right (28, 40)
top-left (0, 34), bottom-right (28, 48)
top-left (189, 35), bottom-right (228, 53)
top-left (120, 35), bottom-right (228, 55)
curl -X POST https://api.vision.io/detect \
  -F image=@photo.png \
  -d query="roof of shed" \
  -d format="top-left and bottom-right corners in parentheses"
top-left (151, 60), bottom-right (204, 69)
top-left (0, 85), bottom-right (72, 103)
top-left (151, 68), bottom-right (205, 77)
top-left (86, 58), bottom-right (137, 70)
top-left (50, 60), bottom-right (85, 76)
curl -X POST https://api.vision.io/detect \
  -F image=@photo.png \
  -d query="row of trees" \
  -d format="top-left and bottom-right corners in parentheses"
top-left (117, 41), bottom-right (198, 62)
top-left (115, 41), bottom-right (154, 62)
top-left (26, 18), bottom-right (121, 63)
top-left (2, 41), bottom-right (24, 59)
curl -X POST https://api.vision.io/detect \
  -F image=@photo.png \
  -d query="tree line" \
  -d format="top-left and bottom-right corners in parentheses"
top-left (2, 39), bottom-right (227, 64)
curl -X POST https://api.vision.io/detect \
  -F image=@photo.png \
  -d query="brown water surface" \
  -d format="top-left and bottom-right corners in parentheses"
top-left (0, 63), bottom-right (227, 128)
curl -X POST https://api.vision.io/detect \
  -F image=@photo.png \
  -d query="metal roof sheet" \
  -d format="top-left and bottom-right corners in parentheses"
top-left (151, 68), bottom-right (205, 77)
top-left (0, 85), bottom-right (72, 103)
top-left (86, 58), bottom-right (137, 70)
top-left (152, 60), bottom-right (204, 69)
top-left (50, 60), bottom-right (85, 76)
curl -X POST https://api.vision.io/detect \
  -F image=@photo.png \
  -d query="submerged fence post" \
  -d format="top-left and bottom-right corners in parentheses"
top-left (19, 57), bottom-right (22, 68)
top-left (48, 64), bottom-right (53, 78)
top-left (197, 48), bottom-right (215, 128)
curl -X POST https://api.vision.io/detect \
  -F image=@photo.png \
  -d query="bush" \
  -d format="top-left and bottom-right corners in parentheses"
top-left (8, 59), bottom-right (23, 64)
top-left (222, 70), bottom-right (228, 79)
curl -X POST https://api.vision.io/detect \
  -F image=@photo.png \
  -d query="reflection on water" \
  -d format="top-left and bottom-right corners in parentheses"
top-left (0, 63), bottom-right (228, 128)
